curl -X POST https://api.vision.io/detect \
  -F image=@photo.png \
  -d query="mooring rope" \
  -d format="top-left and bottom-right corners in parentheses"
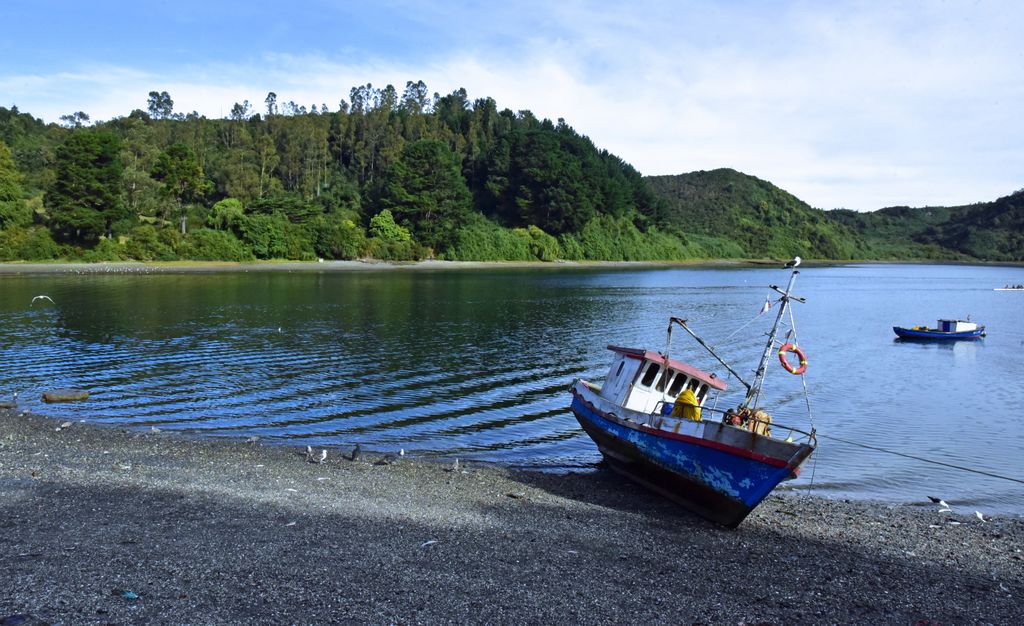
top-left (817, 432), bottom-right (1024, 485)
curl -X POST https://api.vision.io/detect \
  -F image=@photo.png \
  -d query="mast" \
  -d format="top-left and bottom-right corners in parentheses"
top-left (665, 266), bottom-right (804, 408)
top-left (744, 268), bottom-right (803, 408)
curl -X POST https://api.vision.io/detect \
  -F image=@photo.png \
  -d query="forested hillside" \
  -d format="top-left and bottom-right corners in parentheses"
top-left (649, 169), bottom-right (1023, 262)
top-left (645, 169), bottom-right (869, 259)
top-left (830, 190), bottom-right (1024, 262)
top-left (1, 87), bottom-right (1020, 264)
top-left (0, 85), bottom-right (693, 263)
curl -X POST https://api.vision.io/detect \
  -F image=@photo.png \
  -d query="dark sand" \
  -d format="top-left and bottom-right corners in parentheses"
top-left (1, 410), bottom-right (1021, 625)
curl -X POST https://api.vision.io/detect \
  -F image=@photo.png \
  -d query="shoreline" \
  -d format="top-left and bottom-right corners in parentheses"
top-left (0, 259), bottom-right (754, 274)
top-left (2, 410), bottom-right (1021, 624)
top-left (1, 258), bottom-right (1021, 275)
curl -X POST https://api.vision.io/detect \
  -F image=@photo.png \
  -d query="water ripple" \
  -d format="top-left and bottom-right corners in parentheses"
top-left (3, 264), bottom-right (1024, 515)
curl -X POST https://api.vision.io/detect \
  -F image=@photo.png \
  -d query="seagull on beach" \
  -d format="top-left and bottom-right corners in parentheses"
top-left (349, 443), bottom-right (361, 461)
top-left (784, 256), bottom-right (802, 269)
top-left (317, 449), bottom-right (327, 464)
top-left (927, 495), bottom-right (952, 512)
top-left (31, 295), bottom-right (54, 306)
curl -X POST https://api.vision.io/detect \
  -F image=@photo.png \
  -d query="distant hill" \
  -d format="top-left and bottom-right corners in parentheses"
top-left (645, 168), bottom-right (868, 260)
top-left (648, 168), bottom-right (1024, 262)
top-left (934, 191), bottom-right (1024, 261)
top-left (830, 190), bottom-right (1024, 261)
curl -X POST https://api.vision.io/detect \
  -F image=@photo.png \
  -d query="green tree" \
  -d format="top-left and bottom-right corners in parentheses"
top-left (151, 143), bottom-right (209, 233)
top-left (0, 225), bottom-right (61, 260)
top-left (46, 130), bottom-right (125, 243)
top-left (147, 91), bottom-right (174, 120)
top-left (58, 112), bottom-right (91, 128)
top-left (236, 212), bottom-right (312, 259)
top-left (179, 228), bottom-right (252, 261)
top-left (206, 198), bottom-right (245, 230)
top-left (368, 209), bottom-right (410, 241)
top-left (0, 140), bottom-right (23, 201)
top-left (379, 139), bottom-right (471, 251)
top-left (310, 215), bottom-right (365, 259)
top-left (0, 140), bottom-right (32, 229)
top-left (124, 224), bottom-right (177, 260)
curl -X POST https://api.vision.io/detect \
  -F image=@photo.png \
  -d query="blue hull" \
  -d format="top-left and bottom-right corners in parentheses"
top-left (893, 326), bottom-right (985, 340)
top-left (570, 388), bottom-right (812, 528)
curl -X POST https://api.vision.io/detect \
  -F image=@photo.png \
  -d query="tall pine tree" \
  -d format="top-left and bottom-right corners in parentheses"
top-left (46, 131), bottom-right (125, 243)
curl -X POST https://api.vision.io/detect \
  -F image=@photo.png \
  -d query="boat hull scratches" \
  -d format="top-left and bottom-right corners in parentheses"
top-left (570, 390), bottom-right (812, 529)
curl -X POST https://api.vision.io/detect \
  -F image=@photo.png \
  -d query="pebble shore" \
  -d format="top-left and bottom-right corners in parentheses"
top-left (1, 409), bottom-right (1021, 625)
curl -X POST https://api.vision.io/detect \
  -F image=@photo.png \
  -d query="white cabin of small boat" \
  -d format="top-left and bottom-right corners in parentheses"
top-left (938, 319), bottom-right (978, 332)
top-left (599, 345), bottom-right (728, 414)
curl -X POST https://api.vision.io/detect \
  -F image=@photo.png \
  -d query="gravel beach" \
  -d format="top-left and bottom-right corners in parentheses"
top-left (1, 409), bottom-right (1021, 625)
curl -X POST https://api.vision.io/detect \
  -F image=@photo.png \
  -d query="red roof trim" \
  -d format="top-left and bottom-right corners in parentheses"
top-left (607, 345), bottom-right (728, 391)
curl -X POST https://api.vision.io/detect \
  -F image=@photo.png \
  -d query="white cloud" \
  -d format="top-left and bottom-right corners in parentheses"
top-left (2, 1), bottom-right (1021, 211)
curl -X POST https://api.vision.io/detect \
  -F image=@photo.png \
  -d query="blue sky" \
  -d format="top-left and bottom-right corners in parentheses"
top-left (2, 0), bottom-right (1021, 211)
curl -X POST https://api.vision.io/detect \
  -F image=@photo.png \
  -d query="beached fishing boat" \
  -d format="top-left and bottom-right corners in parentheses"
top-left (893, 319), bottom-right (986, 340)
top-left (569, 265), bottom-right (817, 528)
top-left (994, 285), bottom-right (1024, 291)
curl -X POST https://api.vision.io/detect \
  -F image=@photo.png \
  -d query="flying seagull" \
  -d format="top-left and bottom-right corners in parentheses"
top-left (784, 256), bottom-right (801, 269)
top-left (31, 295), bottom-right (54, 306)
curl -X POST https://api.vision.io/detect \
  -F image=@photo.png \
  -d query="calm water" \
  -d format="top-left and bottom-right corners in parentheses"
top-left (2, 264), bottom-right (1023, 515)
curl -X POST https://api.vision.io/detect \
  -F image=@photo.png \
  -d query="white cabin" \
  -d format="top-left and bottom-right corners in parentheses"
top-left (598, 345), bottom-right (728, 415)
top-left (938, 319), bottom-right (977, 332)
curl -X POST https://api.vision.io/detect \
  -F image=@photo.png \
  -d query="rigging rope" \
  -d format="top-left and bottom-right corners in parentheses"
top-left (718, 298), bottom-right (778, 346)
top-left (787, 303), bottom-right (816, 431)
top-left (817, 432), bottom-right (1024, 485)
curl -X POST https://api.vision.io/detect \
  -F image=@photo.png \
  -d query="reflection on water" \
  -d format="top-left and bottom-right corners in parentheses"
top-left (2, 264), bottom-right (1023, 515)
top-left (894, 337), bottom-right (983, 363)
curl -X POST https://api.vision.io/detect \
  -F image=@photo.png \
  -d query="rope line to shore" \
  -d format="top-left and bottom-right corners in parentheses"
top-left (818, 433), bottom-right (1024, 485)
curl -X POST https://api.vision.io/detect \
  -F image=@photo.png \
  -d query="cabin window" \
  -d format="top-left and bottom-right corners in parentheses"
top-left (656, 370), bottom-right (673, 392)
top-left (698, 383), bottom-right (708, 402)
top-left (668, 374), bottom-right (687, 396)
top-left (615, 361), bottom-right (624, 378)
top-left (640, 363), bottom-right (660, 388)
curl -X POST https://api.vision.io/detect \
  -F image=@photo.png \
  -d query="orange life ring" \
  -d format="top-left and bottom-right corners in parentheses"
top-left (778, 343), bottom-right (807, 375)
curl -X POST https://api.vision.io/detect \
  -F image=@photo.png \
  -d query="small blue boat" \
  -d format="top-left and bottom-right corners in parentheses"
top-left (893, 319), bottom-right (986, 340)
top-left (570, 266), bottom-right (816, 528)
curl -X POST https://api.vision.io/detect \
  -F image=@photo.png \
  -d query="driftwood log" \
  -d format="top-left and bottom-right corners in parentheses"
top-left (42, 389), bottom-right (89, 403)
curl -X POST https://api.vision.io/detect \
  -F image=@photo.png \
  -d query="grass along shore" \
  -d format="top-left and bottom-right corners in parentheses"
top-left (1, 409), bottom-right (1022, 624)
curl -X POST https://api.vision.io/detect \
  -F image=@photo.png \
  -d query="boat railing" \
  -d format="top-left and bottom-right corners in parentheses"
top-left (649, 401), bottom-right (816, 446)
